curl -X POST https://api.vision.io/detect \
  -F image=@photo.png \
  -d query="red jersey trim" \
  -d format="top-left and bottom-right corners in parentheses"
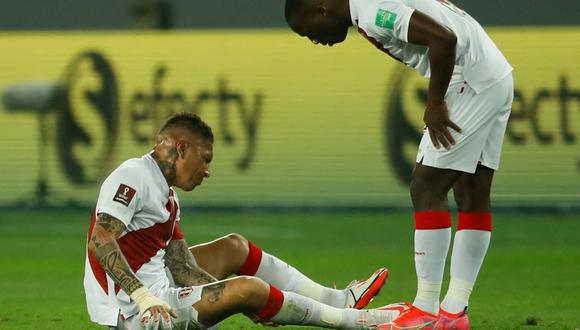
top-left (87, 211), bottom-right (109, 294)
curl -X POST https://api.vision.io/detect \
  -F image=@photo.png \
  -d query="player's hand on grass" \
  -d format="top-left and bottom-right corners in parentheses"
top-left (130, 287), bottom-right (177, 329)
top-left (424, 100), bottom-right (462, 150)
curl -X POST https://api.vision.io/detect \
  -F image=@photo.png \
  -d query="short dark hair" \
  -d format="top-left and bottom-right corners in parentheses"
top-left (285, 0), bottom-right (310, 22)
top-left (159, 112), bottom-right (214, 143)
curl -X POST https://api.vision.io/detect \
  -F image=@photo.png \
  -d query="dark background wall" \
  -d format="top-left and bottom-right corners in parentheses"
top-left (0, 0), bottom-right (578, 30)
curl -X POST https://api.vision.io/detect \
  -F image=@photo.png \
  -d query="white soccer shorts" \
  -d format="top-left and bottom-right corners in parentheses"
top-left (416, 72), bottom-right (514, 173)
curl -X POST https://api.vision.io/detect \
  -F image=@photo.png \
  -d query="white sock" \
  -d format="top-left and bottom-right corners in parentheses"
top-left (441, 278), bottom-right (473, 314)
top-left (242, 242), bottom-right (347, 307)
top-left (441, 229), bottom-right (490, 313)
top-left (412, 228), bottom-right (451, 314)
top-left (271, 291), bottom-right (394, 330)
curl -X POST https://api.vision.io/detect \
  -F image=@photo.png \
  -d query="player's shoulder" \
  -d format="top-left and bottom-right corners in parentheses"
top-left (357, 0), bottom-right (413, 30)
top-left (362, 0), bottom-right (412, 13)
top-left (103, 155), bottom-right (152, 188)
top-left (113, 156), bottom-right (149, 176)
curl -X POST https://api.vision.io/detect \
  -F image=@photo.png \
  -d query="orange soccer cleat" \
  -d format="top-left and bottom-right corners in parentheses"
top-left (345, 268), bottom-right (389, 309)
top-left (374, 302), bottom-right (438, 329)
top-left (433, 307), bottom-right (469, 330)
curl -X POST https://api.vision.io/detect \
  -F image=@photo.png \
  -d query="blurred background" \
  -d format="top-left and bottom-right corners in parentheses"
top-left (0, 0), bottom-right (579, 29)
top-left (0, 1), bottom-right (579, 329)
top-left (0, 0), bottom-right (578, 210)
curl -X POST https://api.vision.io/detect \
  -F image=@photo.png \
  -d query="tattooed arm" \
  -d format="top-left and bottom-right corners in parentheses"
top-left (88, 213), bottom-right (143, 294)
top-left (165, 239), bottom-right (217, 286)
top-left (88, 213), bottom-right (175, 321)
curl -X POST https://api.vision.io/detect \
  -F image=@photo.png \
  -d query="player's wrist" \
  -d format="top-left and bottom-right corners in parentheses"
top-left (130, 286), bottom-right (171, 316)
top-left (131, 286), bottom-right (156, 314)
top-left (129, 286), bottom-right (150, 303)
top-left (426, 98), bottom-right (445, 110)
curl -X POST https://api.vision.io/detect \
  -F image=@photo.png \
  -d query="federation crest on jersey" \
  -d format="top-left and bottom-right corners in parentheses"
top-left (113, 184), bottom-right (136, 206)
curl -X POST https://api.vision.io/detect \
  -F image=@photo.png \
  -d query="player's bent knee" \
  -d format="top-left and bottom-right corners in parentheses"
top-left (223, 233), bottom-right (248, 252)
top-left (230, 276), bottom-right (270, 305)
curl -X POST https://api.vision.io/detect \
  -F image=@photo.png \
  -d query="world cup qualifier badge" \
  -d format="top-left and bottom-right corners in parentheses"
top-left (113, 184), bottom-right (137, 206)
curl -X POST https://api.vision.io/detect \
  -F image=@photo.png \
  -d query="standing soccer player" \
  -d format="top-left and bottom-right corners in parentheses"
top-left (284, 0), bottom-right (514, 328)
top-left (84, 112), bottom-right (402, 330)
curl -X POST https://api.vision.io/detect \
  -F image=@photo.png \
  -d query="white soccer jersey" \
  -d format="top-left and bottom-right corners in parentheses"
top-left (350, 0), bottom-right (513, 93)
top-left (83, 153), bottom-right (184, 326)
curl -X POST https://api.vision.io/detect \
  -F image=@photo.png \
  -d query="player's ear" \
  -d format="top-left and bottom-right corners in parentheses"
top-left (316, 4), bottom-right (328, 16)
top-left (176, 140), bottom-right (188, 159)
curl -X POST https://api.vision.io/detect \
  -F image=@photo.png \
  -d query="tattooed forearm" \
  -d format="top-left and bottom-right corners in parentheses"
top-left (151, 148), bottom-right (177, 185)
top-left (96, 240), bottom-right (143, 294)
top-left (165, 239), bottom-right (217, 286)
top-left (177, 267), bottom-right (216, 286)
top-left (89, 213), bottom-right (143, 295)
top-left (91, 213), bottom-right (125, 249)
top-left (202, 282), bottom-right (226, 304)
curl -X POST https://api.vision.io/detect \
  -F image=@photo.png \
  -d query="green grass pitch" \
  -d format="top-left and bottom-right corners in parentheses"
top-left (0, 210), bottom-right (579, 329)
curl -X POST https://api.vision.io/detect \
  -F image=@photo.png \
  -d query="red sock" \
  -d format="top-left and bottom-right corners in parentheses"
top-left (238, 241), bottom-right (263, 276)
top-left (414, 211), bottom-right (452, 229)
top-left (457, 212), bottom-right (492, 231)
top-left (256, 285), bottom-right (285, 319)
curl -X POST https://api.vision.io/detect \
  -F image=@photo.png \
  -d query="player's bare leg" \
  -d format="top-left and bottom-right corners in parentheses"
top-left (384, 163), bottom-right (462, 328)
top-left (437, 164), bottom-right (494, 326)
top-left (189, 234), bottom-right (250, 280)
top-left (390, 163), bottom-right (494, 328)
top-left (452, 164), bottom-right (494, 213)
top-left (189, 234), bottom-right (387, 308)
top-left (192, 276), bottom-right (399, 329)
top-left (409, 163), bottom-right (461, 314)
top-left (192, 277), bottom-right (270, 326)
top-left (410, 163), bottom-right (462, 212)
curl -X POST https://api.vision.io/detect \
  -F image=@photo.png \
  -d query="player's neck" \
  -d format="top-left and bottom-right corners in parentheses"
top-left (150, 150), bottom-right (176, 187)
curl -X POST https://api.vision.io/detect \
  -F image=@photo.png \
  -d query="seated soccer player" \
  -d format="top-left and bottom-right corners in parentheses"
top-left (84, 112), bottom-right (402, 329)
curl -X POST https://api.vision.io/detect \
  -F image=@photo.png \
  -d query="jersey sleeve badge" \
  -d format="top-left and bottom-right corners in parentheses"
top-left (375, 9), bottom-right (397, 29)
top-left (113, 184), bottom-right (137, 206)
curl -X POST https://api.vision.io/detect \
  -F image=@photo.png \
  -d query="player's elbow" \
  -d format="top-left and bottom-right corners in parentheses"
top-left (87, 231), bottom-right (115, 255)
top-left (439, 28), bottom-right (457, 48)
top-left (428, 28), bottom-right (456, 57)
